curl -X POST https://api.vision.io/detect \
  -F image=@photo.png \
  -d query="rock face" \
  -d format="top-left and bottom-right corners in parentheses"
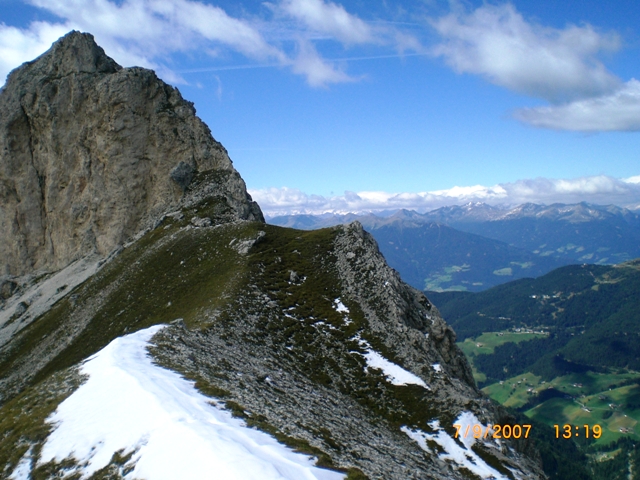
top-left (0, 31), bottom-right (262, 278)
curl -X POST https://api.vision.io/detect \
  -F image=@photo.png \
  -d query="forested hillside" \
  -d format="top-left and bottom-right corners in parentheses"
top-left (430, 259), bottom-right (640, 479)
top-left (429, 260), bottom-right (640, 380)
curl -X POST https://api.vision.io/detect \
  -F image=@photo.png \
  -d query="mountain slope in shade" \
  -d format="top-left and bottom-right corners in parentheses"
top-left (0, 32), bottom-right (545, 479)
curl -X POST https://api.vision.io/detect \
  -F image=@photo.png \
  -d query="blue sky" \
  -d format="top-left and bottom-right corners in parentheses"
top-left (1, 0), bottom-right (640, 215)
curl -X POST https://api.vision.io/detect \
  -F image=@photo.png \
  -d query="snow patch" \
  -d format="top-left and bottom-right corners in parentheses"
top-left (363, 350), bottom-right (428, 388)
top-left (352, 336), bottom-right (428, 389)
top-left (402, 415), bottom-right (506, 479)
top-left (36, 325), bottom-right (344, 480)
top-left (313, 320), bottom-right (337, 331)
top-left (333, 299), bottom-right (349, 313)
top-left (9, 447), bottom-right (32, 480)
top-left (333, 299), bottom-right (352, 325)
top-left (432, 363), bottom-right (441, 373)
top-left (454, 411), bottom-right (488, 449)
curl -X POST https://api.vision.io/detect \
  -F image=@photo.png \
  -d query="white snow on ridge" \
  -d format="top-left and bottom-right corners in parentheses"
top-left (333, 299), bottom-right (349, 314)
top-left (351, 336), bottom-right (428, 388)
top-left (8, 447), bottom-right (32, 480)
top-left (402, 415), bottom-right (507, 479)
top-left (28, 325), bottom-right (344, 480)
top-left (454, 411), bottom-right (489, 450)
top-left (363, 349), bottom-right (428, 388)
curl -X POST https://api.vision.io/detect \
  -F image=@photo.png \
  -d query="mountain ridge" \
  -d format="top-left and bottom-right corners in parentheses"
top-left (269, 202), bottom-right (640, 291)
top-left (268, 201), bottom-right (640, 229)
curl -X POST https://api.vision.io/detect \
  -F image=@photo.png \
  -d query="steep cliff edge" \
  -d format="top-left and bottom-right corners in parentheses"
top-left (0, 31), bottom-right (262, 278)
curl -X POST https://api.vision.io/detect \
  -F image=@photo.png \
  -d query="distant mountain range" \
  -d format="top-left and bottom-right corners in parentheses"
top-left (268, 202), bottom-right (640, 292)
top-left (421, 202), bottom-right (640, 265)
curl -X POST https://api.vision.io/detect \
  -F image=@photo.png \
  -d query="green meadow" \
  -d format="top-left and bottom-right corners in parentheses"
top-left (459, 331), bottom-right (640, 446)
top-left (458, 331), bottom-right (547, 358)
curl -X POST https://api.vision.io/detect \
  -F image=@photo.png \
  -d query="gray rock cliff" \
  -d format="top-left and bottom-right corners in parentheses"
top-left (0, 31), bottom-right (262, 278)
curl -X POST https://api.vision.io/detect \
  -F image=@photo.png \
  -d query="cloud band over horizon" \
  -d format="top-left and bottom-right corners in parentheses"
top-left (251, 174), bottom-right (640, 217)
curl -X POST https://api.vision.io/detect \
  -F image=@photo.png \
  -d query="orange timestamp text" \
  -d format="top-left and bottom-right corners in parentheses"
top-left (453, 424), bottom-right (532, 439)
top-left (554, 424), bottom-right (602, 439)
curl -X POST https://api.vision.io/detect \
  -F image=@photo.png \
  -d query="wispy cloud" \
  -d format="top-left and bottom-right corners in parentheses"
top-left (291, 39), bottom-right (356, 87)
top-left (277, 0), bottom-right (374, 44)
top-left (430, 3), bottom-right (621, 103)
top-left (16, 0), bottom-right (287, 85)
top-left (250, 175), bottom-right (640, 216)
top-left (514, 79), bottom-right (640, 131)
top-left (1, 0), bottom-right (420, 88)
top-left (270, 0), bottom-right (419, 85)
top-left (3, 1), bottom-right (636, 131)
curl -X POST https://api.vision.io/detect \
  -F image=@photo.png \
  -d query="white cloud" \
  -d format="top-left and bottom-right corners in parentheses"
top-left (291, 39), bottom-right (356, 87)
top-left (278, 0), bottom-right (373, 44)
top-left (514, 79), bottom-right (640, 131)
top-left (250, 175), bottom-right (640, 216)
top-left (3, 0), bottom-right (383, 88)
top-left (6, 1), bottom-right (632, 130)
top-left (626, 175), bottom-right (640, 184)
top-left (427, 3), bottom-right (640, 132)
top-left (24, 0), bottom-right (285, 64)
top-left (0, 21), bottom-right (72, 84)
top-left (146, 0), bottom-right (286, 60)
top-left (430, 3), bottom-right (621, 103)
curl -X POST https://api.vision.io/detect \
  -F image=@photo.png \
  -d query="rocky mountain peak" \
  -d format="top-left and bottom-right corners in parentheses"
top-left (6, 31), bottom-right (120, 86)
top-left (0, 31), bottom-right (262, 278)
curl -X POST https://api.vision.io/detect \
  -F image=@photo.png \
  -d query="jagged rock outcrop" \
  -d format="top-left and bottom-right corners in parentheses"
top-left (333, 222), bottom-right (477, 389)
top-left (0, 31), bottom-right (262, 278)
